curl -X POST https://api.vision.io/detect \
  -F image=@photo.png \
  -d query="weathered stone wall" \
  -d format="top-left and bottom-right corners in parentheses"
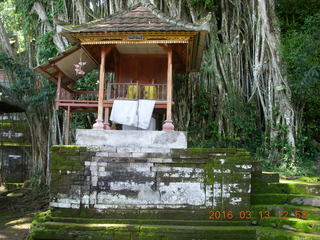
top-left (0, 113), bottom-right (30, 184)
top-left (50, 146), bottom-right (252, 218)
top-left (0, 146), bottom-right (29, 183)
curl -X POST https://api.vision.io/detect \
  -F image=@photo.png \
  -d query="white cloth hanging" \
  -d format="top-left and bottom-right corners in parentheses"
top-left (110, 100), bottom-right (138, 126)
top-left (110, 100), bottom-right (155, 129)
top-left (136, 100), bottom-right (155, 129)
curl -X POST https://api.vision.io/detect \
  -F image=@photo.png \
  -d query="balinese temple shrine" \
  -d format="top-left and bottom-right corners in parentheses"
top-left (31, 3), bottom-right (257, 239)
top-left (36, 1), bottom-right (210, 146)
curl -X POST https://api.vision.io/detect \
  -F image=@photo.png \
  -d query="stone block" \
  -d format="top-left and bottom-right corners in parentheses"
top-left (76, 130), bottom-right (187, 149)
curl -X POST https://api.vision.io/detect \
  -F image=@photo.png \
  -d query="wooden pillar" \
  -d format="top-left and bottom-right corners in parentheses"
top-left (104, 107), bottom-right (111, 130)
top-left (93, 46), bottom-right (108, 130)
top-left (56, 71), bottom-right (62, 109)
top-left (65, 106), bottom-right (71, 145)
top-left (162, 46), bottom-right (174, 131)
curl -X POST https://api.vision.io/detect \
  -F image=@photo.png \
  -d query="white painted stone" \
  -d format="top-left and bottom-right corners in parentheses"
top-left (96, 152), bottom-right (109, 157)
top-left (230, 197), bottom-right (242, 205)
top-left (50, 202), bottom-right (58, 207)
top-left (81, 195), bottom-right (90, 205)
top-left (149, 158), bottom-right (172, 163)
top-left (291, 197), bottom-right (320, 207)
top-left (159, 182), bottom-right (205, 205)
top-left (117, 147), bottom-right (141, 153)
top-left (76, 130), bottom-right (187, 149)
top-left (57, 202), bottom-right (71, 208)
top-left (140, 147), bottom-right (171, 153)
top-left (98, 162), bottom-right (108, 167)
top-left (89, 191), bottom-right (97, 205)
top-left (108, 152), bottom-right (132, 158)
top-left (219, 159), bottom-right (226, 164)
top-left (71, 204), bottom-right (80, 209)
top-left (98, 171), bottom-right (110, 177)
top-left (87, 146), bottom-right (116, 152)
top-left (92, 176), bottom-right (98, 186)
top-left (235, 164), bottom-right (252, 169)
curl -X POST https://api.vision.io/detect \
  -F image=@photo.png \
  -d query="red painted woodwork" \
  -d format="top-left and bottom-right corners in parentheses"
top-left (117, 54), bottom-right (167, 84)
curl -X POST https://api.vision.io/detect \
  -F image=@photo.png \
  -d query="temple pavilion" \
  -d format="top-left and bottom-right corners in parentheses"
top-left (36, 2), bottom-right (210, 144)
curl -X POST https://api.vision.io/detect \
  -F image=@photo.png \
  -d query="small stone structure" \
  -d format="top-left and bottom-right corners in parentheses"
top-left (76, 130), bottom-right (187, 149)
top-left (50, 146), bottom-right (252, 217)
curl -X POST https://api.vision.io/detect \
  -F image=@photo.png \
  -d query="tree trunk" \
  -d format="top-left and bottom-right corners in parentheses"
top-left (31, 1), bottom-right (66, 52)
top-left (0, 19), bottom-right (14, 58)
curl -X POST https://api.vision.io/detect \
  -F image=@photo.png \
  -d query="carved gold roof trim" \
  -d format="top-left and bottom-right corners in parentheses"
top-left (71, 31), bottom-right (198, 37)
top-left (81, 40), bottom-right (189, 45)
top-left (74, 32), bottom-right (195, 46)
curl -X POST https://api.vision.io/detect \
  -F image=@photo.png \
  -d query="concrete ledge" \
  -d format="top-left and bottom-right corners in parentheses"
top-left (76, 130), bottom-right (187, 149)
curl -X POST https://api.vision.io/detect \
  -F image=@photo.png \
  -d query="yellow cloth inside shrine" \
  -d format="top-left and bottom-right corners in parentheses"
top-left (126, 85), bottom-right (138, 99)
top-left (143, 86), bottom-right (157, 100)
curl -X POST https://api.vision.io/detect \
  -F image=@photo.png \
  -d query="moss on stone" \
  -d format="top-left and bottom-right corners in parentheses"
top-left (0, 142), bottom-right (31, 147)
top-left (5, 182), bottom-right (23, 191)
top-left (297, 177), bottom-right (320, 183)
top-left (251, 204), bottom-right (320, 220)
top-left (251, 193), bottom-right (320, 206)
top-left (204, 161), bottom-right (215, 185)
top-left (50, 151), bottom-right (84, 171)
top-left (252, 182), bottom-right (320, 195)
top-left (29, 218), bottom-right (257, 240)
top-left (256, 226), bottom-right (320, 240)
top-left (257, 217), bottom-right (320, 233)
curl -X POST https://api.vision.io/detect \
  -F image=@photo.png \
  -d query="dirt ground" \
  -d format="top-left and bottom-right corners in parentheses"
top-left (0, 185), bottom-right (49, 240)
top-left (0, 214), bottom-right (33, 240)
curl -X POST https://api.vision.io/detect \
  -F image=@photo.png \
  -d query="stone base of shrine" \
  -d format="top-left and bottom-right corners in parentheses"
top-left (76, 129), bottom-right (187, 149)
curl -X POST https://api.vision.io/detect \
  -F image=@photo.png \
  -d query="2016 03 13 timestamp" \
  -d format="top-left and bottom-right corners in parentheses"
top-left (208, 210), bottom-right (308, 220)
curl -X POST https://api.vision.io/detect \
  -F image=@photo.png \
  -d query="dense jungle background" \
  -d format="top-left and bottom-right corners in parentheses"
top-left (0, 0), bottom-right (319, 184)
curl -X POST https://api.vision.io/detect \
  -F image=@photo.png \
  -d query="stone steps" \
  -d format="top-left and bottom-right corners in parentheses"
top-left (256, 227), bottom-right (320, 240)
top-left (30, 222), bottom-right (257, 240)
top-left (256, 217), bottom-right (320, 233)
top-left (51, 208), bottom-right (251, 221)
top-left (251, 175), bottom-right (320, 238)
top-left (47, 216), bottom-right (251, 226)
top-left (251, 204), bottom-right (320, 220)
top-left (252, 182), bottom-right (320, 195)
top-left (251, 193), bottom-right (320, 207)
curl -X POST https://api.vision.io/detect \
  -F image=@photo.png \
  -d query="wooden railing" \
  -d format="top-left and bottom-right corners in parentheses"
top-left (106, 83), bottom-right (167, 101)
top-left (73, 91), bottom-right (99, 101)
top-left (57, 83), bottom-right (167, 103)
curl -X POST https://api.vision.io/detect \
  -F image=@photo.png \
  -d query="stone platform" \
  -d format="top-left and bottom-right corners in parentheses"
top-left (49, 146), bottom-right (252, 213)
top-left (30, 146), bottom-right (256, 239)
top-left (76, 130), bottom-right (187, 149)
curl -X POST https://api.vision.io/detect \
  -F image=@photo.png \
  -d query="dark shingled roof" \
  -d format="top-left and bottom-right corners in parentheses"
top-left (63, 3), bottom-right (208, 33)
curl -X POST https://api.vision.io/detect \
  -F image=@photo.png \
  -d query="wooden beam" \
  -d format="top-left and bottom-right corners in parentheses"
top-left (55, 71), bottom-right (62, 109)
top-left (167, 47), bottom-right (173, 120)
top-left (65, 106), bottom-right (71, 145)
top-left (104, 107), bottom-right (111, 130)
top-left (162, 46), bottom-right (175, 131)
top-left (93, 45), bottom-right (114, 129)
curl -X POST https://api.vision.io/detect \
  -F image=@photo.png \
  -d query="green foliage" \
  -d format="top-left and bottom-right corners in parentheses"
top-left (186, 80), bottom-right (262, 152)
top-left (0, 52), bottom-right (55, 109)
top-left (36, 31), bottom-right (58, 64)
top-left (73, 70), bottom-right (99, 91)
top-left (14, 0), bottom-right (39, 35)
top-left (275, 0), bottom-right (320, 32)
top-left (275, 4), bottom-right (320, 176)
top-left (0, 0), bottom-right (25, 52)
